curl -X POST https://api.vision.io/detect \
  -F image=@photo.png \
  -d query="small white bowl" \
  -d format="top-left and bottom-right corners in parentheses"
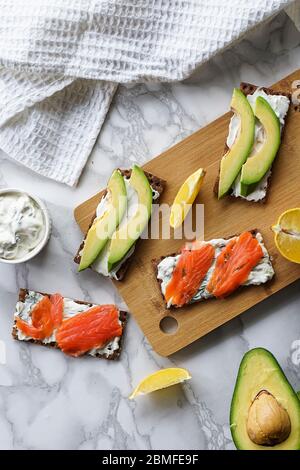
top-left (0, 188), bottom-right (52, 264)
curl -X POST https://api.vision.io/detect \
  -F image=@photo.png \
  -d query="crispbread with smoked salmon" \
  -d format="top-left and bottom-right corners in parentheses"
top-left (153, 230), bottom-right (274, 308)
top-left (12, 289), bottom-right (127, 360)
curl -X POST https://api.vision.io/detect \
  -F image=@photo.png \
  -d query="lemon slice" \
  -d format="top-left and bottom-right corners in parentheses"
top-left (129, 367), bottom-right (191, 399)
top-left (272, 208), bottom-right (300, 263)
top-left (170, 168), bottom-right (206, 229)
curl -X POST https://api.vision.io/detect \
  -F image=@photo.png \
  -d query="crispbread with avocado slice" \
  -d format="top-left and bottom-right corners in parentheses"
top-left (74, 168), bottom-right (166, 281)
top-left (214, 82), bottom-right (291, 203)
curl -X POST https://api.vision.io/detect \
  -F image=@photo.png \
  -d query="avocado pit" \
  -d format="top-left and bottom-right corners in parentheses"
top-left (247, 390), bottom-right (291, 446)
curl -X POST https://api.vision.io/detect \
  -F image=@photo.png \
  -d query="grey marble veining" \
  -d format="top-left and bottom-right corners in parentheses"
top-left (0, 11), bottom-right (300, 450)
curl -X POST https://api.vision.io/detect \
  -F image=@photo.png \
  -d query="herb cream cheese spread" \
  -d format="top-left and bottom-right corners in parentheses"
top-left (0, 192), bottom-right (46, 261)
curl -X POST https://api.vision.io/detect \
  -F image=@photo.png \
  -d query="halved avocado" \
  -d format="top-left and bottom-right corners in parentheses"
top-left (78, 170), bottom-right (127, 271)
top-left (218, 88), bottom-right (255, 199)
top-left (230, 348), bottom-right (300, 450)
top-left (240, 96), bottom-right (281, 196)
top-left (107, 165), bottom-right (152, 271)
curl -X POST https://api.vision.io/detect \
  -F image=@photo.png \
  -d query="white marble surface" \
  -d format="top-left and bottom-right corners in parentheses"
top-left (0, 11), bottom-right (300, 450)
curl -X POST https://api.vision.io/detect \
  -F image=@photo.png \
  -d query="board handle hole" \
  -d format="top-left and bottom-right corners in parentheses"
top-left (159, 316), bottom-right (178, 334)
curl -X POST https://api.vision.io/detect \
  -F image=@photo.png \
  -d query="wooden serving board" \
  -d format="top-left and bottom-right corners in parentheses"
top-left (75, 70), bottom-right (300, 356)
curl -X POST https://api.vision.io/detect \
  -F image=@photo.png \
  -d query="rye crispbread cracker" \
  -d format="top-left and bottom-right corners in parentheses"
top-left (74, 169), bottom-right (166, 281)
top-left (12, 289), bottom-right (127, 360)
top-left (152, 230), bottom-right (274, 308)
top-left (214, 83), bottom-right (291, 203)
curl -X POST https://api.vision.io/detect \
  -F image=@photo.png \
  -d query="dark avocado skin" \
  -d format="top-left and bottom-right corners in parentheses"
top-left (230, 348), bottom-right (300, 450)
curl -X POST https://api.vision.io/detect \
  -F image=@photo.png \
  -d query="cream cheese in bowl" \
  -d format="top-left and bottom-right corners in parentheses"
top-left (0, 189), bottom-right (51, 264)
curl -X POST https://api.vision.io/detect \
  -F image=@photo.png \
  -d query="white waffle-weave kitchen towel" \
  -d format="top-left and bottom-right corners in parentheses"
top-left (286, 0), bottom-right (300, 30)
top-left (0, 0), bottom-right (299, 186)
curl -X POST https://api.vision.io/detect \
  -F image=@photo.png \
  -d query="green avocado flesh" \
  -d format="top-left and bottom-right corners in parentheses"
top-left (218, 88), bottom-right (255, 199)
top-left (78, 170), bottom-right (127, 271)
top-left (240, 97), bottom-right (281, 195)
top-left (107, 165), bottom-right (152, 271)
top-left (230, 348), bottom-right (300, 450)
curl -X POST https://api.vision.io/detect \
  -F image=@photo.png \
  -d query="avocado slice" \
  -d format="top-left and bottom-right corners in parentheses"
top-left (230, 348), bottom-right (300, 450)
top-left (218, 88), bottom-right (255, 199)
top-left (107, 165), bottom-right (152, 271)
top-left (240, 97), bottom-right (281, 196)
top-left (78, 170), bottom-right (127, 271)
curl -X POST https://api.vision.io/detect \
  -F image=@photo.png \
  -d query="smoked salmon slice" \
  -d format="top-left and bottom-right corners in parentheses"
top-left (56, 305), bottom-right (122, 357)
top-left (16, 296), bottom-right (54, 340)
top-left (165, 243), bottom-right (215, 307)
top-left (50, 293), bottom-right (63, 329)
top-left (16, 293), bottom-right (64, 340)
top-left (15, 317), bottom-right (47, 341)
top-left (207, 231), bottom-right (263, 298)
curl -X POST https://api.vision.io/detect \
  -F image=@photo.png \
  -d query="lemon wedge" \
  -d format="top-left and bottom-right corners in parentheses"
top-left (170, 168), bottom-right (205, 229)
top-left (272, 208), bottom-right (300, 264)
top-left (129, 367), bottom-right (191, 399)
